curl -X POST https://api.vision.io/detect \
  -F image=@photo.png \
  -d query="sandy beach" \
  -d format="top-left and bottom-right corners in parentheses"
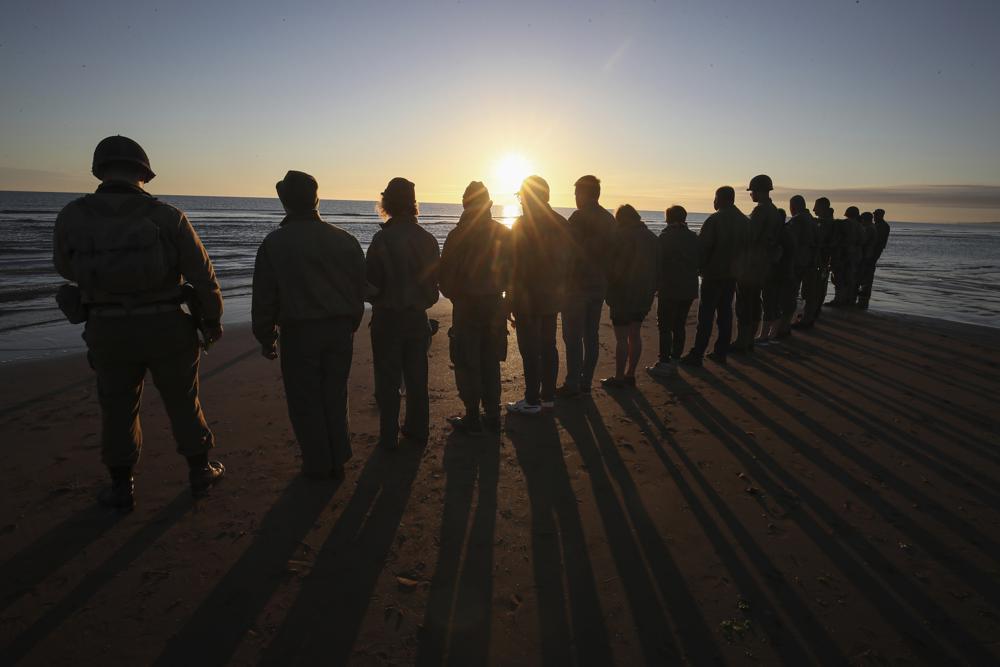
top-left (1, 302), bottom-right (998, 665)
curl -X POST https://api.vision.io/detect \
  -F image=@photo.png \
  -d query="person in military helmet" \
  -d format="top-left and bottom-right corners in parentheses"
top-left (839, 206), bottom-right (864, 305)
top-left (252, 171), bottom-right (367, 480)
top-left (52, 135), bottom-right (225, 511)
top-left (856, 211), bottom-right (879, 308)
top-left (794, 197), bottom-right (833, 328)
top-left (439, 182), bottom-right (511, 434)
top-left (732, 174), bottom-right (782, 353)
top-left (774, 195), bottom-right (816, 336)
top-left (366, 177), bottom-right (441, 449)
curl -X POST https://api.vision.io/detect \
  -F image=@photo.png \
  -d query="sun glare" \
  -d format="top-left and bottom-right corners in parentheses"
top-left (492, 153), bottom-right (533, 203)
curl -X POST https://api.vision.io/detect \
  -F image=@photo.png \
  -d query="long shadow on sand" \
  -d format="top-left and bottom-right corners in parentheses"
top-left (556, 398), bottom-right (722, 664)
top-left (415, 431), bottom-right (500, 666)
top-left (154, 477), bottom-right (340, 666)
top-left (1, 493), bottom-right (191, 664)
top-left (647, 371), bottom-right (996, 663)
top-left (505, 415), bottom-right (614, 666)
top-left (257, 442), bottom-right (424, 664)
top-left (601, 388), bottom-right (846, 665)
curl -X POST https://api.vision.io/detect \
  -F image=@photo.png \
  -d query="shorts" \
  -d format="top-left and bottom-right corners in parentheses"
top-left (610, 309), bottom-right (647, 326)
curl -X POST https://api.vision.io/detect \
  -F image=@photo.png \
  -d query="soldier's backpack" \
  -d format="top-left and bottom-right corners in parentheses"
top-left (67, 198), bottom-right (170, 297)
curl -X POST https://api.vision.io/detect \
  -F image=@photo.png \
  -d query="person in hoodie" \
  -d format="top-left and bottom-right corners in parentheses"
top-left (557, 175), bottom-right (615, 397)
top-left (856, 211), bottom-right (879, 308)
top-left (773, 195), bottom-right (816, 337)
top-left (506, 176), bottom-right (572, 415)
top-left (647, 204), bottom-right (698, 377)
top-left (366, 177), bottom-right (441, 448)
top-left (438, 181), bottom-right (511, 435)
top-left (680, 186), bottom-right (749, 367)
top-left (252, 170), bottom-right (367, 480)
top-left (52, 135), bottom-right (224, 510)
top-left (733, 174), bottom-right (783, 353)
top-left (600, 205), bottom-right (660, 387)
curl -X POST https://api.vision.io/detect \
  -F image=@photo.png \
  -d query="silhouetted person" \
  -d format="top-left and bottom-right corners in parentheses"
top-left (775, 195), bottom-right (816, 336)
top-left (557, 175), bottom-right (615, 397)
top-left (366, 178), bottom-right (440, 448)
top-left (759, 206), bottom-right (796, 343)
top-left (827, 204), bottom-right (851, 306)
top-left (251, 171), bottom-right (366, 479)
top-left (647, 205), bottom-right (698, 377)
top-left (600, 205), bottom-right (659, 387)
top-left (839, 205), bottom-right (864, 306)
top-left (795, 197), bottom-right (833, 329)
top-left (438, 181), bottom-right (511, 434)
top-left (52, 135), bottom-right (224, 510)
top-left (680, 186), bottom-right (749, 367)
top-left (856, 210), bottom-right (879, 309)
top-left (869, 208), bottom-right (891, 303)
top-left (733, 174), bottom-right (782, 353)
top-left (506, 176), bottom-right (572, 415)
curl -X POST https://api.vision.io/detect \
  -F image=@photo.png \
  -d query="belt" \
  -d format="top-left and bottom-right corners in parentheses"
top-left (90, 302), bottom-right (183, 318)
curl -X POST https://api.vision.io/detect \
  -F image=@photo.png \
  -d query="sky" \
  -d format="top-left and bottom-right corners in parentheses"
top-left (1, 0), bottom-right (999, 222)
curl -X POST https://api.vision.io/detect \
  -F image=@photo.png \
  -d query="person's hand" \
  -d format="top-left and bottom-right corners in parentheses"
top-left (204, 322), bottom-right (224, 346)
top-left (261, 343), bottom-right (278, 360)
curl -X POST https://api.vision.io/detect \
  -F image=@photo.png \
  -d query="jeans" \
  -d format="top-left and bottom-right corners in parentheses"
top-left (280, 317), bottom-right (354, 475)
top-left (561, 295), bottom-right (603, 389)
top-left (656, 297), bottom-right (692, 361)
top-left (371, 308), bottom-right (430, 444)
top-left (691, 279), bottom-right (736, 358)
top-left (514, 311), bottom-right (558, 405)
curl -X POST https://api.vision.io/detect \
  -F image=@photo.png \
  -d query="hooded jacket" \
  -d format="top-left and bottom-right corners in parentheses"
top-left (508, 205), bottom-right (572, 316)
top-left (251, 211), bottom-right (367, 346)
top-left (438, 207), bottom-right (511, 299)
top-left (53, 182), bottom-right (223, 322)
top-left (606, 216), bottom-right (660, 314)
top-left (565, 201), bottom-right (615, 297)
top-left (366, 215), bottom-right (440, 311)
top-left (698, 204), bottom-right (750, 281)
top-left (657, 222), bottom-right (700, 300)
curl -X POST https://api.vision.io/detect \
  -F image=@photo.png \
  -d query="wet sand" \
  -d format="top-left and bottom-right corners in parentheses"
top-left (1, 302), bottom-right (998, 665)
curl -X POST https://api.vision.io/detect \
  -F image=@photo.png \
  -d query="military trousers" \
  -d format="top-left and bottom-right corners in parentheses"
top-left (279, 317), bottom-right (354, 475)
top-left (450, 296), bottom-right (507, 419)
top-left (690, 279), bottom-right (734, 359)
top-left (857, 259), bottom-right (877, 307)
top-left (657, 297), bottom-right (693, 361)
top-left (560, 294), bottom-right (604, 391)
top-left (800, 266), bottom-right (823, 325)
top-left (734, 282), bottom-right (763, 348)
top-left (371, 307), bottom-right (431, 445)
top-left (85, 310), bottom-right (213, 469)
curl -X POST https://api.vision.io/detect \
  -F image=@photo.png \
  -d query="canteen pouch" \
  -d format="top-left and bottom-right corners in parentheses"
top-left (67, 199), bottom-right (169, 296)
top-left (55, 283), bottom-right (88, 324)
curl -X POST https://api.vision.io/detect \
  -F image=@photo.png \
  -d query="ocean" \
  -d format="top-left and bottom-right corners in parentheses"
top-left (1, 190), bottom-right (998, 364)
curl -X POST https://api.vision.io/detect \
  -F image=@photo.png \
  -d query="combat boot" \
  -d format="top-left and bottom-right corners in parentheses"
top-left (189, 460), bottom-right (225, 498)
top-left (98, 467), bottom-right (135, 511)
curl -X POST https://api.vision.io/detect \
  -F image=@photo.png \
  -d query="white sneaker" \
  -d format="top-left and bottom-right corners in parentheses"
top-left (646, 361), bottom-right (675, 377)
top-left (507, 400), bottom-right (542, 415)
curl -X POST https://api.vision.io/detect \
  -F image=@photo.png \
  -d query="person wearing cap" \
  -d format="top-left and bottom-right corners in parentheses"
top-left (557, 175), bottom-right (615, 397)
top-left (679, 187), bottom-right (749, 367)
top-left (52, 135), bottom-right (225, 510)
top-left (366, 177), bottom-right (441, 448)
top-left (732, 174), bottom-right (783, 353)
top-left (774, 196), bottom-right (816, 336)
top-left (647, 204), bottom-right (699, 376)
top-left (506, 175), bottom-right (572, 415)
top-left (855, 211), bottom-right (879, 309)
top-left (600, 205), bottom-right (660, 387)
top-left (795, 197), bottom-right (834, 329)
top-left (251, 171), bottom-right (366, 479)
top-left (438, 182), bottom-right (511, 434)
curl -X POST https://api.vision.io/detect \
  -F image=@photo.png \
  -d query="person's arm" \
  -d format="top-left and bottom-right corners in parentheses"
top-left (437, 232), bottom-right (456, 299)
top-left (251, 241), bottom-right (279, 357)
top-left (350, 236), bottom-right (367, 331)
top-left (175, 212), bottom-right (224, 339)
top-left (52, 207), bottom-right (75, 281)
top-left (365, 233), bottom-right (386, 303)
top-left (698, 216), bottom-right (716, 271)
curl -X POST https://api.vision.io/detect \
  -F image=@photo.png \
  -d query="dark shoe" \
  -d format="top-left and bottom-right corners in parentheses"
top-left (600, 377), bottom-right (626, 388)
top-left (706, 352), bottom-right (727, 365)
top-left (483, 415), bottom-right (502, 434)
top-left (554, 384), bottom-right (581, 399)
top-left (447, 414), bottom-right (484, 435)
top-left (679, 353), bottom-right (703, 367)
top-left (98, 477), bottom-right (135, 511)
top-left (190, 461), bottom-right (225, 498)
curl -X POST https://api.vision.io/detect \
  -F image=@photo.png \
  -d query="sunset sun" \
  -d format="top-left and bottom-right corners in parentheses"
top-left (491, 153), bottom-right (533, 202)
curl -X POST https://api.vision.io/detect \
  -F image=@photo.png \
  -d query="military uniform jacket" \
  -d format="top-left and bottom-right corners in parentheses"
top-left (53, 181), bottom-right (223, 322)
top-left (366, 216), bottom-right (441, 312)
top-left (698, 204), bottom-right (750, 281)
top-left (251, 211), bottom-right (367, 346)
top-left (658, 222), bottom-right (700, 300)
top-left (786, 212), bottom-right (817, 273)
top-left (744, 200), bottom-right (783, 284)
top-left (874, 220), bottom-right (890, 259)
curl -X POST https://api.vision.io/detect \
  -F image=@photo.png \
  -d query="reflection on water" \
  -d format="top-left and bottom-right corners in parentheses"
top-left (1, 190), bottom-right (997, 362)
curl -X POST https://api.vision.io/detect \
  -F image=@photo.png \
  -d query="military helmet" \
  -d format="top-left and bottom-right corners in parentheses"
top-left (92, 135), bottom-right (155, 182)
top-left (845, 206), bottom-right (861, 219)
top-left (747, 174), bottom-right (773, 192)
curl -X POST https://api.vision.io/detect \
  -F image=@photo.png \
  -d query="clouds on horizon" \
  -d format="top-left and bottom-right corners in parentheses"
top-left (773, 184), bottom-right (1000, 210)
